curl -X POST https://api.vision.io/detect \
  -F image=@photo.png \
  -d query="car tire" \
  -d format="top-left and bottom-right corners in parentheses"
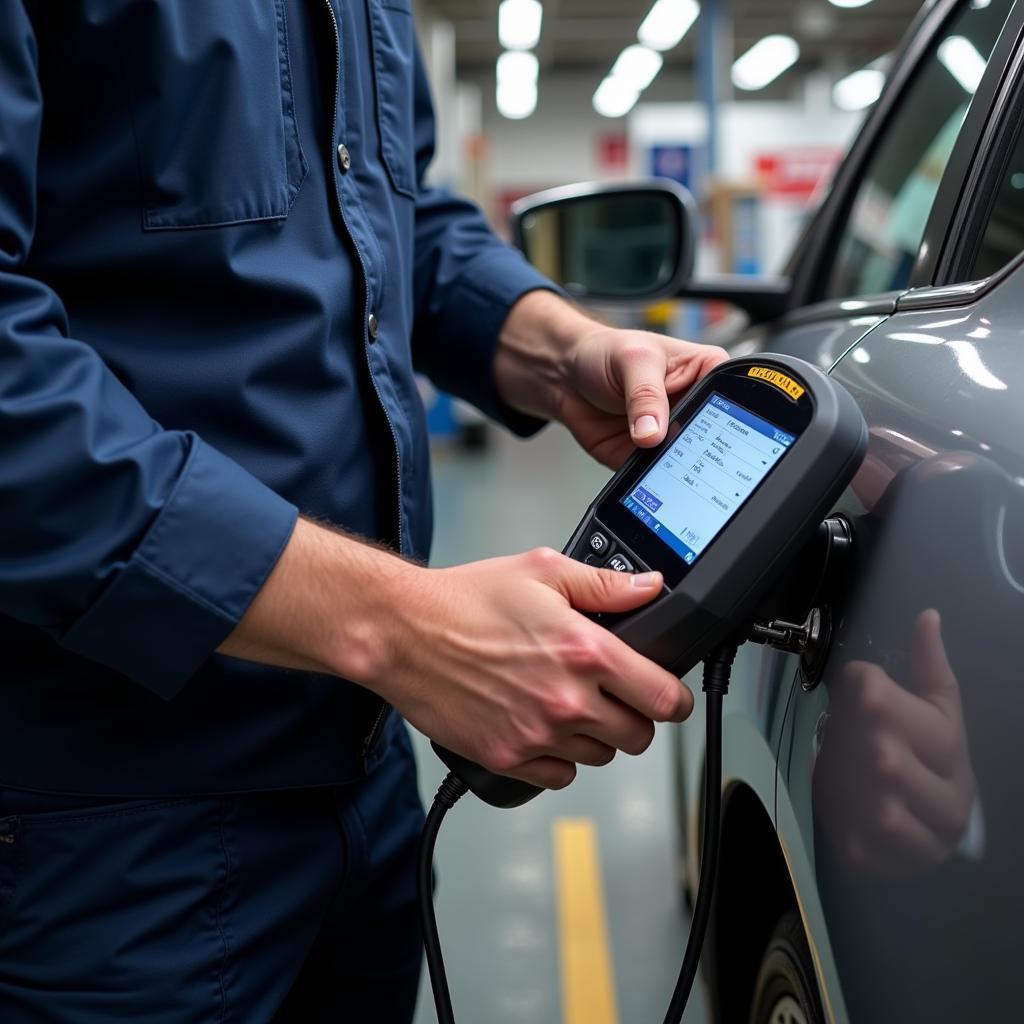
top-left (749, 910), bottom-right (825, 1024)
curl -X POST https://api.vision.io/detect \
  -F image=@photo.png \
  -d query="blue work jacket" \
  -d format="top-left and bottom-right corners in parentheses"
top-left (0, 0), bottom-right (551, 794)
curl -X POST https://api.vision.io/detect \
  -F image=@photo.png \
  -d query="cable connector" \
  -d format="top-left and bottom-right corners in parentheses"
top-left (702, 643), bottom-right (738, 696)
top-left (434, 771), bottom-right (470, 810)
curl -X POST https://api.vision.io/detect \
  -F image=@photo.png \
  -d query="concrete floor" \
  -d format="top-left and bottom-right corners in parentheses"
top-left (411, 423), bottom-right (709, 1024)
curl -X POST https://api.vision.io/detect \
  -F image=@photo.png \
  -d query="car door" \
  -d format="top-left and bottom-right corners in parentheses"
top-left (676, 1), bottom-right (1022, 1020)
top-left (772, 2), bottom-right (1024, 1021)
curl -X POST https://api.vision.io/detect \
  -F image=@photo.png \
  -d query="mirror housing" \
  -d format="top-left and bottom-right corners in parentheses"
top-left (511, 180), bottom-right (793, 322)
top-left (511, 179), bottom-right (697, 303)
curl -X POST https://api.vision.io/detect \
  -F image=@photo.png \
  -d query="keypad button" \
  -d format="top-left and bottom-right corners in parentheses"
top-left (604, 553), bottom-right (634, 573)
top-left (583, 554), bottom-right (603, 566)
top-left (588, 531), bottom-right (610, 555)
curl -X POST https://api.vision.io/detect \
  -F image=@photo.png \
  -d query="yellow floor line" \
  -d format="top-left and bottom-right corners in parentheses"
top-left (553, 818), bottom-right (620, 1024)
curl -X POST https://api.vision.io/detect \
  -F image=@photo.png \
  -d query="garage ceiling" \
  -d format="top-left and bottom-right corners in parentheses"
top-left (421, 0), bottom-right (926, 80)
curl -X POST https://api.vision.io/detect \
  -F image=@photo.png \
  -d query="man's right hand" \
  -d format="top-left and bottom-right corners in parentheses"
top-left (220, 520), bottom-right (691, 791)
top-left (376, 547), bottom-right (691, 789)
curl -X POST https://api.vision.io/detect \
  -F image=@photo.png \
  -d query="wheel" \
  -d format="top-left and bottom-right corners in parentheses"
top-left (749, 910), bottom-right (825, 1024)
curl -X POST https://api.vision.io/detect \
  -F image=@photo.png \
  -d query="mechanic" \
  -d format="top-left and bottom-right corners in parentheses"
top-left (0, 3), bottom-right (725, 1021)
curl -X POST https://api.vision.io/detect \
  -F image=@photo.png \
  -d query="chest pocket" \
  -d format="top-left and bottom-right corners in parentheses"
top-left (120, 0), bottom-right (308, 230)
top-left (368, 0), bottom-right (417, 199)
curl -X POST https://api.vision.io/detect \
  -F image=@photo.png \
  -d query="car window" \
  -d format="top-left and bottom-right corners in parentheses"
top-left (825, 0), bottom-right (1012, 299)
top-left (971, 113), bottom-right (1024, 279)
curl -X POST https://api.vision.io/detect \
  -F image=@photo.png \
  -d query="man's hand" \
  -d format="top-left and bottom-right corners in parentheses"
top-left (496, 290), bottom-right (728, 468)
top-left (378, 547), bottom-right (691, 789)
top-left (813, 610), bottom-right (978, 879)
top-left (220, 520), bottom-right (692, 790)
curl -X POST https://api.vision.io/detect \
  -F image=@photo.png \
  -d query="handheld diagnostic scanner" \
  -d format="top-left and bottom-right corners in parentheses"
top-left (434, 354), bottom-right (868, 807)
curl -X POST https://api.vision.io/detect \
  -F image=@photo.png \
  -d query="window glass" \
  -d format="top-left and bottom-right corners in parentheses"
top-left (972, 121), bottom-right (1024, 278)
top-left (825, 0), bottom-right (1011, 299)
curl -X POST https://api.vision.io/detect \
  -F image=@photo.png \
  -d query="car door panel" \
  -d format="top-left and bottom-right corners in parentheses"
top-left (776, 263), bottom-right (1024, 1021)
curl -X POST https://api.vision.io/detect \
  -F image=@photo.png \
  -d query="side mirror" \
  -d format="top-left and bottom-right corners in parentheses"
top-left (511, 180), bottom-right (697, 303)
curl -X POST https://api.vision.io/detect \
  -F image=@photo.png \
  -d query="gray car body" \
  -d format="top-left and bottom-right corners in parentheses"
top-left (673, 0), bottom-right (1024, 1020)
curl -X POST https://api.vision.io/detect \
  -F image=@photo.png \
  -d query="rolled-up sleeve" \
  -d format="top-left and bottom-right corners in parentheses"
top-left (408, 44), bottom-right (558, 436)
top-left (0, 3), bottom-right (297, 700)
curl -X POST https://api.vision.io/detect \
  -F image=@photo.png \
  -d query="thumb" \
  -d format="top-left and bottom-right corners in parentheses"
top-left (617, 345), bottom-right (671, 447)
top-left (544, 555), bottom-right (664, 614)
top-left (909, 609), bottom-right (962, 719)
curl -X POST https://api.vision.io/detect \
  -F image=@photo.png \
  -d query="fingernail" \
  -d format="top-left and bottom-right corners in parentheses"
top-left (633, 415), bottom-right (659, 439)
top-left (631, 571), bottom-right (662, 589)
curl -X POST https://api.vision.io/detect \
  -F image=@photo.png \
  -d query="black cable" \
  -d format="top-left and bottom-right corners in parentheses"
top-left (662, 642), bottom-right (736, 1024)
top-left (419, 642), bottom-right (737, 1024)
top-left (418, 771), bottom-right (469, 1024)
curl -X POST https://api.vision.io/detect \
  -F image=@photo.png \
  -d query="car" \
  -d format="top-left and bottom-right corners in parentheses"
top-left (510, 0), bottom-right (1024, 1020)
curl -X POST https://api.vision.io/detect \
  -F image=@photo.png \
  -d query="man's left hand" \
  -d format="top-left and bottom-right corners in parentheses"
top-left (557, 322), bottom-right (728, 468)
top-left (496, 290), bottom-right (728, 468)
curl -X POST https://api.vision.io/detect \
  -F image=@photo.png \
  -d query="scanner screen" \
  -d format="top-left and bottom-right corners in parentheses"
top-left (622, 393), bottom-right (795, 566)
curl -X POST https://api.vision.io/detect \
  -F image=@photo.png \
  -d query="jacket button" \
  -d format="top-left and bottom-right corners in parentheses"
top-left (368, 312), bottom-right (379, 340)
top-left (337, 143), bottom-right (351, 173)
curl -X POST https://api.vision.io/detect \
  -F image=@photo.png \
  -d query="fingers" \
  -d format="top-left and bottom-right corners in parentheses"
top-left (858, 797), bottom-right (952, 879)
top-left (540, 550), bottom-right (663, 614)
top-left (867, 733), bottom-right (975, 844)
top-left (664, 342), bottom-right (729, 396)
top-left (583, 692), bottom-right (657, 755)
top-left (510, 756), bottom-right (578, 791)
top-left (840, 660), bottom-right (958, 777)
top-left (614, 343), bottom-right (671, 447)
top-left (556, 735), bottom-right (618, 767)
top-left (908, 609), bottom-right (964, 722)
top-left (600, 640), bottom-right (694, 723)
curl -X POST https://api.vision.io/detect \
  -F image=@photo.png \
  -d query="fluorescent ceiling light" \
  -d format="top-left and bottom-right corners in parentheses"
top-left (828, 0), bottom-right (873, 8)
top-left (497, 80), bottom-right (538, 119)
top-left (593, 75), bottom-right (640, 118)
top-left (732, 35), bottom-right (800, 90)
top-left (498, 0), bottom-right (543, 52)
top-left (637, 0), bottom-right (700, 52)
top-left (496, 49), bottom-right (539, 88)
top-left (496, 49), bottom-right (538, 119)
top-left (938, 35), bottom-right (986, 93)
top-left (833, 67), bottom-right (885, 110)
top-left (610, 44), bottom-right (664, 92)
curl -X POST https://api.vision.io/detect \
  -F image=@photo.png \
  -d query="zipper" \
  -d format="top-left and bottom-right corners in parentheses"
top-left (323, 0), bottom-right (399, 753)
top-left (362, 701), bottom-right (390, 758)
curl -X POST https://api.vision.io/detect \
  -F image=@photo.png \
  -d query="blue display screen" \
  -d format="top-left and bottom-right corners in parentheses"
top-left (622, 393), bottom-right (795, 566)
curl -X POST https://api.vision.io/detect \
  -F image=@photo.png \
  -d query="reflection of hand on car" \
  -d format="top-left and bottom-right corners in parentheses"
top-left (814, 610), bottom-right (978, 880)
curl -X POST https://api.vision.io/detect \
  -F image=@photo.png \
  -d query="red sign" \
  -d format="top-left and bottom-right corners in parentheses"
top-left (756, 148), bottom-right (842, 200)
top-left (597, 134), bottom-right (629, 172)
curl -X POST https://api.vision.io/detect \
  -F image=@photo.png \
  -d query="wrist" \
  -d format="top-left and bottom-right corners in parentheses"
top-left (495, 289), bottom-right (599, 421)
top-left (313, 530), bottom-right (420, 688)
top-left (220, 517), bottom-right (419, 691)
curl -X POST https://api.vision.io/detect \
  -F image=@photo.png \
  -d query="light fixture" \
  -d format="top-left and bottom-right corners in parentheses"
top-left (637, 0), bottom-right (700, 52)
top-left (731, 35), bottom-right (800, 91)
top-left (828, 0), bottom-right (873, 8)
top-left (497, 80), bottom-right (538, 119)
top-left (593, 75), bottom-right (640, 118)
top-left (610, 44), bottom-right (664, 92)
top-left (496, 49), bottom-right (539, 119)
top-left (833, 67), bottom-right (885, 110)
top-left (938, 35), bottom-right (986, 93)
top-left (498, 0), bottom-right (543, 52)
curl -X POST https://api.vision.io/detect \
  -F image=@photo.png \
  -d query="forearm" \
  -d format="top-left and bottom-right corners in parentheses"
top-left (218, 517), bottom-right (413, 686)
top-left (494, 289), bottom-right (599, 420)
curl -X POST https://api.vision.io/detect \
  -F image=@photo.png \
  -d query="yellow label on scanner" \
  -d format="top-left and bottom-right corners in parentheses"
top-left (747, 366), bottom-right (805, 400)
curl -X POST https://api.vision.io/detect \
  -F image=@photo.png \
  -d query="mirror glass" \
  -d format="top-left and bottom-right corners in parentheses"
top-left (519, 191), bottom-right (684, 300)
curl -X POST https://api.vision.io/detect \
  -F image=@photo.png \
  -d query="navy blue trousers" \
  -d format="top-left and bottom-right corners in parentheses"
top-left (0, 726), bottom-right (425, 1023)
